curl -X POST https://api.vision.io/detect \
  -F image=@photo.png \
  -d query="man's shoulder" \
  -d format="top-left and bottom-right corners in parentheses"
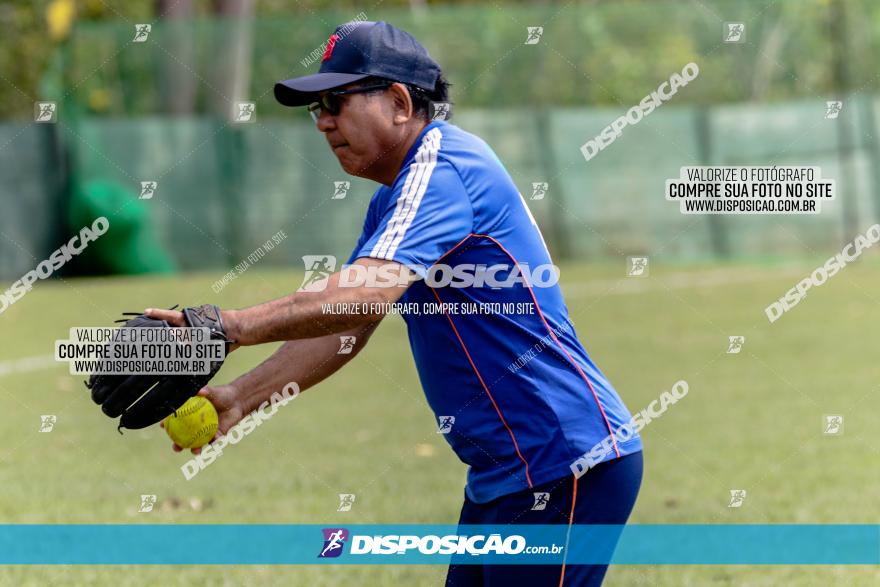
top-left (399, 122), bottom-right (501, 183)
top-left (403, 121), bottom-right (487, 162)
top-left (392, 125), bottom-right (470, 192)
top-left (379, 120), bottom-right (514, 214)
top-left (432, 120), bottom-right (490, 154)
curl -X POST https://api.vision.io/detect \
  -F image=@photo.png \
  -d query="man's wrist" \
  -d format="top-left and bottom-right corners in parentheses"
top-left (225, 381), bottom-right (249, 414)
top-left (227, 377), bottom-right (268, 416)
top-left (220, 308), bottom-right (244, 349)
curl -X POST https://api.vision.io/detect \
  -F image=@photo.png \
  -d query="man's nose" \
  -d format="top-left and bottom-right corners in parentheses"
top-left (316, 109), bottom-right (336, 132)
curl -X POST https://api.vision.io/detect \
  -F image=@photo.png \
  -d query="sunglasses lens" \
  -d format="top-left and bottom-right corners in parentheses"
top-left (308, 93), bottom-right (346, 123)
top-left (322, 94), bottom-right (341, 116)
top-left (308, 103), bottom-right (320, 123)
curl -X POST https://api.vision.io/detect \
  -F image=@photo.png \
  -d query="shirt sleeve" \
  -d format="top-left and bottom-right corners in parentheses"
top-left (347, 157), bottom-right (473, 276)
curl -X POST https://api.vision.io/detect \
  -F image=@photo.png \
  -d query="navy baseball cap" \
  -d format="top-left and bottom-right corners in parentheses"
top-left (274, 21), bottom-right (442, 107)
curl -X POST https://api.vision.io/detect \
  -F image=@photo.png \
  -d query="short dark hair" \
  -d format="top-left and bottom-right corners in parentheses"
top-left (405, 75), bottom-right (451, 120)
top-left (354, 75), bottom-right (451, 120)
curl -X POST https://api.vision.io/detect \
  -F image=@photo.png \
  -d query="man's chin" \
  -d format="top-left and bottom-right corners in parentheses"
top-left (336, 155), bottom-right (364, 178)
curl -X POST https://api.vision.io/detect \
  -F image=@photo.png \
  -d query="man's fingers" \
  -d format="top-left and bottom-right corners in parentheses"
top-left (172, 442), bottom-right (182, 453)
top-left (144, 308), bottom-right (186, 327)
top-left (198, 387), bottom-right (228, 412)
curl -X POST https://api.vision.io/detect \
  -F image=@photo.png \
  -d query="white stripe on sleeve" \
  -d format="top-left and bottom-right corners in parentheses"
top-left (371, 127), bottom-right (443, 260)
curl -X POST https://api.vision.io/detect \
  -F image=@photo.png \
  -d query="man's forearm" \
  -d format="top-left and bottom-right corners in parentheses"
top-left (222, 260), bottom-right (412, 346)
top-left (230, 322), bottom-right (378, 415)
top-left (224, 285), bottom-right (379, 345)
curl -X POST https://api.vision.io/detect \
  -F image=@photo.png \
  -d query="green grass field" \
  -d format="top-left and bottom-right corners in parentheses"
top-left (1, 260), bottom-right (878, 586)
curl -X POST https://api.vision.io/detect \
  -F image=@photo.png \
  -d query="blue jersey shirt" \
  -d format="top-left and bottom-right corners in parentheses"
top-left (347, 120), bottom-right (642, 503)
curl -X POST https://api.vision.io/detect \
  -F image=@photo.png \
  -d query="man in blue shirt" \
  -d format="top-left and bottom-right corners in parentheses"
top-left (147, 21), bottom-right (642, 586)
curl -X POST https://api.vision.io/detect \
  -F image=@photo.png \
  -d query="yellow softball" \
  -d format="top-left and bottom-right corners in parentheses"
top-left (163, 396), bottom-right (218, 449)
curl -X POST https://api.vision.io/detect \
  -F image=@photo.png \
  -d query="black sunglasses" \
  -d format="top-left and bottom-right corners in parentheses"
top-left (307, 82), bottom-right (393, 122)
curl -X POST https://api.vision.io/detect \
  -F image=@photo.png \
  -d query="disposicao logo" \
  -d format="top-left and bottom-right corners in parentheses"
top-left (318, 528), bottom-right (349, 558)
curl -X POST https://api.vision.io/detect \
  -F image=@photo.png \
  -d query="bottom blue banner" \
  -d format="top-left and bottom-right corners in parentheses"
top-left (0, 525), bottom-right (876, 565)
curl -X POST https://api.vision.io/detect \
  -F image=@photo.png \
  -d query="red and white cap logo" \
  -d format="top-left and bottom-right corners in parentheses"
top-left (322, 34), bottom-right (339, 62)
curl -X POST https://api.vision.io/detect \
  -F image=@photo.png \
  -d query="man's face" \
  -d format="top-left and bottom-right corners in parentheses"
top-left (312, 83), bottom-right (399, 177)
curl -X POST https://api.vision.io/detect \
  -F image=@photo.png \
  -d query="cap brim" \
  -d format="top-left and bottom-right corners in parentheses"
top-left (274, 72), bottom-right (371, 107)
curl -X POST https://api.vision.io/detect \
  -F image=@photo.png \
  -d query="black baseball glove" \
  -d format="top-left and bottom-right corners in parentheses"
top-left (86, 304), bottom-right (231, 431)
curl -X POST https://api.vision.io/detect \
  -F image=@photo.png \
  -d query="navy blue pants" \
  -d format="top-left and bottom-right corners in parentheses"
top-left (445, 451), bottom-right (643, 587)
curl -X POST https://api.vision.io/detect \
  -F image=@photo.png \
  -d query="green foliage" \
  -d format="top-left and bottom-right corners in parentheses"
top-left (0, 1), bottom-right (54, 112)
top-left (1, 0), bottom-right (879, 119)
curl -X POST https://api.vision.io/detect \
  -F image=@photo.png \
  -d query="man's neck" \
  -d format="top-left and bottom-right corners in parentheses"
top-left (375, 119), bottom-right (430, 186)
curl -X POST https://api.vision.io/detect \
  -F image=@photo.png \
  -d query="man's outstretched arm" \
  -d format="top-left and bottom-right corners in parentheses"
top-left (145, 257), bottom-right (413, 346)
top-left (231, 320), bottom-right (379, 415)
top-left (170, 320), bottom-right (381, 454)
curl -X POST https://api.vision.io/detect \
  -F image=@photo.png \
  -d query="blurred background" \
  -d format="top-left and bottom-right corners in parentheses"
top-left (2, 0), bottom-right (880, 281)
top-left (4, 3), bottom-right (880, 586)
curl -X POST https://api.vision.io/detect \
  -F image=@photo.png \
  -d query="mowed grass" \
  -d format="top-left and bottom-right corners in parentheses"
top-left (0, 258), bottom-right (878, 586)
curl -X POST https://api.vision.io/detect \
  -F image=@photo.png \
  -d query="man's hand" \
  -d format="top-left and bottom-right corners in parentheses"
top-left (144, 307), bottom-right (240, 352)
top-left (144, 307), bottom-right (186, 326)
top-left (161, 384), bottom-right (244, 454)
top-left (88, 305), bottom-right (231, 431)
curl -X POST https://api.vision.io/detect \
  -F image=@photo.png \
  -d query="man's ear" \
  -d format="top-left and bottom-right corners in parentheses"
top-left (389, 83), bottom-right (413, 125)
